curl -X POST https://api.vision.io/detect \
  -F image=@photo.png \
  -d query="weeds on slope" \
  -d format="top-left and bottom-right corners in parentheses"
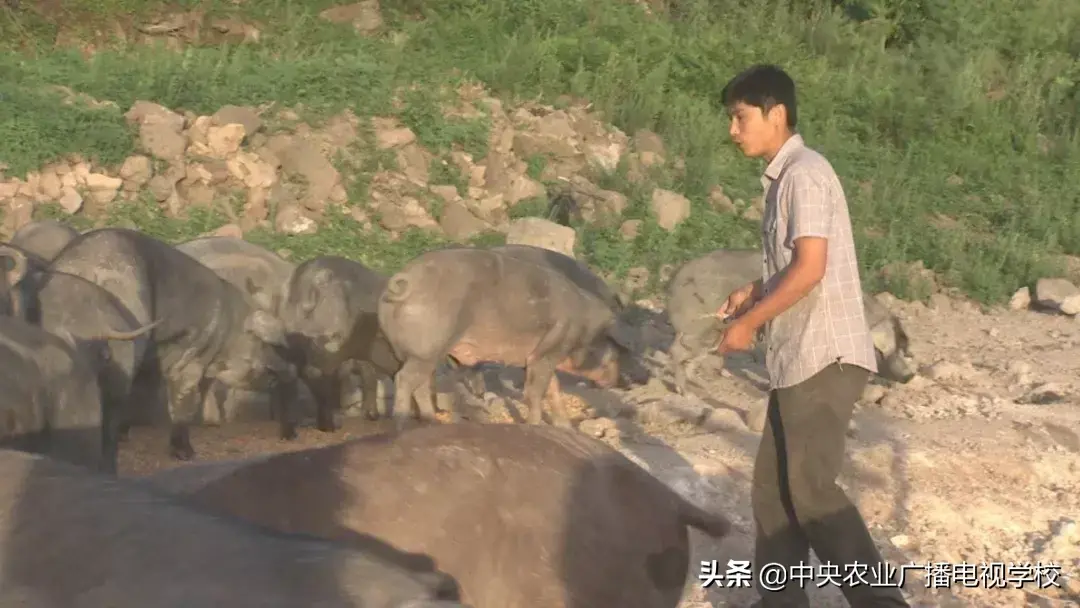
top-left (1, 0), bottom-right (1078, 302)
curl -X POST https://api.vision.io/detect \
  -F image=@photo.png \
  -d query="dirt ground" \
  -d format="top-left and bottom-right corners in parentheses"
top-left (118, 293), bottom-right (1080, 608)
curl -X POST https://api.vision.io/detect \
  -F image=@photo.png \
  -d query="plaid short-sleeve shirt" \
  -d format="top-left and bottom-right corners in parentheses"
top-left (759, 134), bottom-right (877, 389)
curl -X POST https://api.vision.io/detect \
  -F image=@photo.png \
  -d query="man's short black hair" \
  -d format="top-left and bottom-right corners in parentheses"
top-left (721, 64), bottom-right (798, 129)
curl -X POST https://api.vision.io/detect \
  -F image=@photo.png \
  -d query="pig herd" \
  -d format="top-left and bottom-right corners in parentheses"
top-left (0, 218), bottom-right (916, 607)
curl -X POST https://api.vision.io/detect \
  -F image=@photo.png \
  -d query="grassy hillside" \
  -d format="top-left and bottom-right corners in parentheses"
top-left (1, 0), bottom-right (1078, 304)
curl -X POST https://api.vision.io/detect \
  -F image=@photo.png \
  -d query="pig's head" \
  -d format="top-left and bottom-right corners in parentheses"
top-left (212, 309), bottom-right (303, 436)
top-left (870, 316), bottom-right (915, 384)
top-left (213, 310), bottom-right (299, 392)
top-left (557, 320), bottom-right (649, 389)
top-left (279, 266), bottom-right (353, 363)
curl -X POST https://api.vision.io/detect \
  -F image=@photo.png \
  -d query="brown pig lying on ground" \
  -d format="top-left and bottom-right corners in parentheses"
top-left (377, 247), bottom-right (636, 427)
top-left (0, 448), bottom-right (467, 608)
top-left (142, 422), bottom-right (734, 608)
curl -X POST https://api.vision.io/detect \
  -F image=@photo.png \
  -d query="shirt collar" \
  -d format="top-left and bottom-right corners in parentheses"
top-left (762, 133), bottom-right (804, 181)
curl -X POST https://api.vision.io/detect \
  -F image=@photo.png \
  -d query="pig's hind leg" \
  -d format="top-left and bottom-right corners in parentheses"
top-left (165, 363), bottom-right (209, 461)
top-left (391, 357), bottom-right (440, 429)
top-left (668, 333), bottom-right (692, 395)
top-left (523, 357), bottom-right (563, 426)
top-left (354, 361), bottom-right (382, 421)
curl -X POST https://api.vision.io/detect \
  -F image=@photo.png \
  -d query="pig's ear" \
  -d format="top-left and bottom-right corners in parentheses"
top-left (244, 277), bottom-right (274, 311)
top-left (300, 268), bottom-right (332, 315)
top-left (245, 310), bottom-right (288, 347)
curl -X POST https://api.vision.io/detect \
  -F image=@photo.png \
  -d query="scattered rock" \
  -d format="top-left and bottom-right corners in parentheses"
top-left (559, 176), bottom-right (627, 224)
top-left (702, 406), bottom-right (745, 432)
top-left (119, 155), bottom-right (153, 191)
top-left (890, 534), bottom-right (912, 549)
top-left (577, 417), bottom-right (619, 439)
top-left (274, 204), bottom-right (318, 235)
top-left (211, 105), bottom-right (263, 138)
top-left (439, 202), bottom-right (488, 241)
top-left (1, 196), bottom-right (33, 235)
top-left (84, 173), bottom-right (123, 207)
top-left (650, 188), bottom-right (690, 231)
top-left (125, 101), bottom-right (185, 131)
top-left (372, 117), bottom-right (416, 149)
top-left (396, 143), bottom-right (432, 186)
top-left (619, 219), bottom-right (641, 240)
top-left (505, 217), bottom-right (576, 258)
top-left (138, 120), bottom-right (188, 160)
top-left (632, 129), bottom-right (666, 167)
top-left (1035, 277), bottom-right (1080, 315)
top-left (375, 196), bottom-right (439, 232)
top-left (211, 223), bottom-right (244, 239)
top-left (205, 123), bottom-right (247, 158)
top-left (1009, 286), bottom-right (1031, 311)
top-left (55, 187), bottom-right (83, 214)
top-left (38, 169), bottom-right (62, 201)
top-left (319, 0), bottom-right (384, 34)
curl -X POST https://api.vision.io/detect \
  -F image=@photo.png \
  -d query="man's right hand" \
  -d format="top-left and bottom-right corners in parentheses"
top-left (717, 280), bottom-right (761, 320)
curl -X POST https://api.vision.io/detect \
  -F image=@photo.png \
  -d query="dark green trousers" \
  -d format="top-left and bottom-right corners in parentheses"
top-left (752, 362), bottom-right (910, 607)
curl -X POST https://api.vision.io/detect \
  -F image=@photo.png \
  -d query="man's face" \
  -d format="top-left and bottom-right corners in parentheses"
top-left (727, 101), bottom-right (785, 158)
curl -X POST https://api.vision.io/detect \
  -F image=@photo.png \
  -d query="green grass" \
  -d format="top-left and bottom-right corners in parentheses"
top-left (2, 0), bottom-right (1079, 303)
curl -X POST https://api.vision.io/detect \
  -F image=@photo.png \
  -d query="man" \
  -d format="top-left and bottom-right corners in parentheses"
top-left (714, 64), bottom-right (910, 607)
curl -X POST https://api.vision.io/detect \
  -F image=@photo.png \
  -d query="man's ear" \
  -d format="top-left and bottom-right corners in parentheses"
top-left (765, 102), bottom-right (788, 128)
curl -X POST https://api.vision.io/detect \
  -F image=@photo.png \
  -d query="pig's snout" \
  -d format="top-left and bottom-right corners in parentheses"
top-left (556, 355), bottom-right (621, 389)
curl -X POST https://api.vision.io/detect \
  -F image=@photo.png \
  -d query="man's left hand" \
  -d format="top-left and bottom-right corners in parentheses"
top-left (715, 318), bottom-right (756, 354)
